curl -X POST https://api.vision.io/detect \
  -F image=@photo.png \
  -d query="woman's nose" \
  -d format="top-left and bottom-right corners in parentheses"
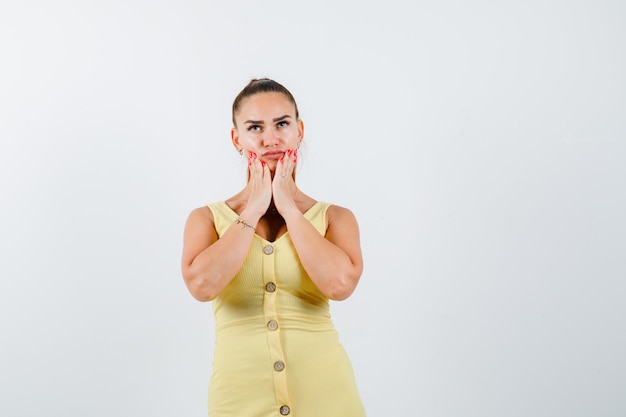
top-left (262, 130), bottom-right (280, 147)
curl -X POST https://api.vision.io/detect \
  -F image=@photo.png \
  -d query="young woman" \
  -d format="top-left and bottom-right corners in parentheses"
top-left (181, 78), bottom-right (366, 416)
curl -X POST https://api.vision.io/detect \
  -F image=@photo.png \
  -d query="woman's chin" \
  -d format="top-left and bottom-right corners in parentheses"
top-left (265, 161), bottom-right (278, 171)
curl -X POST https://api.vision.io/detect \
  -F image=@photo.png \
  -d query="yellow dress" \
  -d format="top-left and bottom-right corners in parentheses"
top-left (206, 201), bottom-right (366, 417)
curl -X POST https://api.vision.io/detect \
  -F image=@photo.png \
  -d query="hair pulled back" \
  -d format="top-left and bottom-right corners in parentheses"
top-left (231, 78), bottom-right (300, 127)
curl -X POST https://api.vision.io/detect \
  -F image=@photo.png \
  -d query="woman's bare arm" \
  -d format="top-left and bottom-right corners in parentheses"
top-left (282, 205), bottom-right (363, 300)
top-left (181, 206), bottom-right (260, 301)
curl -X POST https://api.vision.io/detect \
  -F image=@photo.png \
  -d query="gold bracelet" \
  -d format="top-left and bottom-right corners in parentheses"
top-left (234, 217), bottom-right (256, 232)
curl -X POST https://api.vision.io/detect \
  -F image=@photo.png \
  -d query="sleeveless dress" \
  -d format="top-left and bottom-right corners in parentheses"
top-left (206, 201), bottom-right (366, 417)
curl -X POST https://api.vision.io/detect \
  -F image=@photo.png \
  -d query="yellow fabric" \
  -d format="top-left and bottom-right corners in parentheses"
top-left (206, 201), bottom-right (366, 417)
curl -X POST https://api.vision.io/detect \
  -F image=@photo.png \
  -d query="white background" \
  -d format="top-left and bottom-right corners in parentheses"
top-left (1, 1), bottom-right (625, 416)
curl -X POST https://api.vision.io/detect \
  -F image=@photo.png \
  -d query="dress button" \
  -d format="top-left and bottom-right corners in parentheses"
top-left (263, 245), bottom-right (274, 255)
top-left (265, 282), bottom-right (276, 293)
top-left (267, 320), bottom-right (278, 331)
top-left (273, 360), bottom-right (285, 372)
top-left (279, 405), bottom-right (290, 415)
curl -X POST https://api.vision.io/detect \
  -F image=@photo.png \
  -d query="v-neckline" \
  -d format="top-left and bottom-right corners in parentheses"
top-left (222, 201), bottom-right (321, 244)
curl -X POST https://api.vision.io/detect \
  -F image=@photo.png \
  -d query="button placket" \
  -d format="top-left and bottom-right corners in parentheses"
top-left (261, 241), bottom-right (290, 413)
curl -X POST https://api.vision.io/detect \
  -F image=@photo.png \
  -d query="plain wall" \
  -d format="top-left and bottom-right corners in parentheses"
top-left (1, 1), bottom-right (624, 416)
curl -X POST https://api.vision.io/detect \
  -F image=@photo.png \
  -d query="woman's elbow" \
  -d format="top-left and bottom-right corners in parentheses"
top-left (325, 274), bottom-right (360, 301)
top-left (183, 271), bottom-right (219, 302)
top-left (190, 288), bottom-right (216, 302)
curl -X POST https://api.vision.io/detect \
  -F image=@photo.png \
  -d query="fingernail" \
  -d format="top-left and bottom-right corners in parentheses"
top-left (261, 161), bottom-right (266, 167)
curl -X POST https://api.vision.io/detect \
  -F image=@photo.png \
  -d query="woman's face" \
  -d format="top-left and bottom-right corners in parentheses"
top-left (232, 92), bottom-right (303, 170)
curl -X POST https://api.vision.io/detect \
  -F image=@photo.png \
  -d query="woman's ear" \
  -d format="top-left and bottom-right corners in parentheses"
top-left (297, 119), bottom-right (304, 141)
top-left (231, 128), bottom-right (242, 153)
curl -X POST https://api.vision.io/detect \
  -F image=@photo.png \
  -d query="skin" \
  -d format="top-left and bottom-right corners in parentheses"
top-left (181, 92), bottom-right (363, 302)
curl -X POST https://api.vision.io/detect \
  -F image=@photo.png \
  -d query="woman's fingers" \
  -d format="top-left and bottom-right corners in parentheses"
top-left (246, 150), bottom-right (272, 216)
top-left (275, 149), bottom-right (297, 180)
top-left (272, 149), bottom-right (299, 215)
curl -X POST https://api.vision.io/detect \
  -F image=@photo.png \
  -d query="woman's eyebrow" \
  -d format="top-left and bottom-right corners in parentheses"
top-left (244, 115), bottom-right (291, 124)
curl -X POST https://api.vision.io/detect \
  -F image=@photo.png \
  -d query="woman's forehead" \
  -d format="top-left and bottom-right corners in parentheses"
top-left (237, 92), bottom-right (295, 119)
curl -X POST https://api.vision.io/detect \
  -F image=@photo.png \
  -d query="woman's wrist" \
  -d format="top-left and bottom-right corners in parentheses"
top-left (233, 217), bottom-right (256, 232)
top-left (281, 206), bottom-right (303, 223)
top-left (238, 209), bottom-right (262, 226)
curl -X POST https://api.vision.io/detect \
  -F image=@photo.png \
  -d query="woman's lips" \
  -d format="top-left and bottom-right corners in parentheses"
top-left (262, 151), bottom-right (285, 160)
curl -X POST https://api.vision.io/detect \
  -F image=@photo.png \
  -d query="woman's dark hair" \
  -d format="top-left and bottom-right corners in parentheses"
top-left (232, 78), bottom-right (300, 127)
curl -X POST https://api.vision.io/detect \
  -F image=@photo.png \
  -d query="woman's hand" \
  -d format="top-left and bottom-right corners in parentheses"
top-left (272, 149), bottom-right (299, 219)
top-left (245, 150), bottom-right (272, 218)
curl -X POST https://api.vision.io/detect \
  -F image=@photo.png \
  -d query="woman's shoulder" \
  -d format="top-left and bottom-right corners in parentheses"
top-left (187, 204), bottom-right (214, 225)
top-left (322, 202), bottom-right (360, 243)
top-left (323, 202), bottom-right (358, 226)
top-left (188, 197), bottom-right (237, 216)
top-left (326, 202), bottom-right (354, 214)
